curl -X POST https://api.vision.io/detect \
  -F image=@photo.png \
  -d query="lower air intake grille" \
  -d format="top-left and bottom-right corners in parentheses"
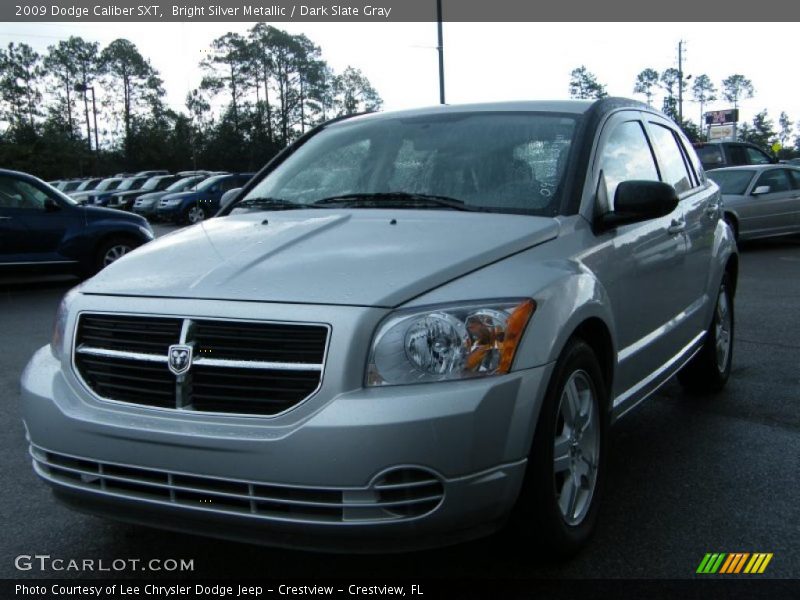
top-left (31, 446), bottom-right (444, 524)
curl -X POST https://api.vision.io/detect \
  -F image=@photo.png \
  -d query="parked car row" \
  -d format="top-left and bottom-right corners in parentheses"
top-left (49, 170), bottom-right (253, 224)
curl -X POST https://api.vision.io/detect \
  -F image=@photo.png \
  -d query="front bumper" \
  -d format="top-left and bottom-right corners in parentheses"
top-left (20, 297), bottom-right (552, 551)
top-left (156, 204), bottom-right (183, 219)
top-left (133, 202), bottom-right (158, 216)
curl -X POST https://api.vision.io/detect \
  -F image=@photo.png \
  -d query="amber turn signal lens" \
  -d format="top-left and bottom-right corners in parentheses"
top-left (497, 299), bottom-right (536, 373)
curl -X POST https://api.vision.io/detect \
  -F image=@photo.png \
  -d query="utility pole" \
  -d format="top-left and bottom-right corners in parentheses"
top-left (677, 40), bottom-right (684, 124)
top-left (436, 0), bottom-right (445, 104)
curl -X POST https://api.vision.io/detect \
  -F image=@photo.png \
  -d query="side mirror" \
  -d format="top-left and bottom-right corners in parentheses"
top-left (218, 188), bottom-right (242, 213)
top-left (44, 198), bottom-right (61, 212)
top-left (597, 180), bottom-right (679, 230)
top-left (752, 185), bottom-right (770, 195)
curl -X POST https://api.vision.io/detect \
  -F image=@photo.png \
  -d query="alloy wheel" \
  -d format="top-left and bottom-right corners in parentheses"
top-left (188, 206), bottom-right (205, 224)
top-left (553, 370), bottom-right (600, 526)
top-left (102, 244), bottom-right (131, 267)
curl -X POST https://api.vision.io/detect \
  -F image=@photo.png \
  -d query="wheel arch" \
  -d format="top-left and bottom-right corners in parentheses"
top-left (723, 210), bottom-right (739, 241)
top-left (571, 317), bottom-right (615, 401)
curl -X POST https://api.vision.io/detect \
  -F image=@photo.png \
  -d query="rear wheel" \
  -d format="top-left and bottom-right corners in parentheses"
top-left (512, 338), bottom-right (608, 557)
top-left (678, 275), bottom-right (734, 393)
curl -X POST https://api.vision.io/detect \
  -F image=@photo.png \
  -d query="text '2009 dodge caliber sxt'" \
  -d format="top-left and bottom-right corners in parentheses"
top-left (21, 98), bottom-right (737, 556)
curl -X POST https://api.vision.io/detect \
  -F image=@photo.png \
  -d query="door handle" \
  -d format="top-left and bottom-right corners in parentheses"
top-left (0, 216), bottom-right (12, 220)
top-left (667, 219), bottom-right (686, 235)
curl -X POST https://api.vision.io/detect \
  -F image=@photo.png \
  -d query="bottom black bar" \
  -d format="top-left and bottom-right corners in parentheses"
top-left (3, 579), bottom-right (799, 600)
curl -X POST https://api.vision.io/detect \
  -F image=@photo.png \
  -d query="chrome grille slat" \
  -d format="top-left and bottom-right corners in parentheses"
top-left (31, 446), bottom-right (445, 524)
top-left (73, 313), bottom-right (329, 416)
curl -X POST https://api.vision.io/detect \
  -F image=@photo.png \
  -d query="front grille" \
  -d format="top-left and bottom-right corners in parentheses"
top-left (32, 446), bottom-right (444, 524)
top-left (73, 313), bottom-right (329, 416)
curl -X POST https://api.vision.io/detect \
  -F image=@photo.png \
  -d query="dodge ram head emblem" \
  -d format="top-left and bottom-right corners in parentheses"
top-left (168, 344), bottom-right (193, 376)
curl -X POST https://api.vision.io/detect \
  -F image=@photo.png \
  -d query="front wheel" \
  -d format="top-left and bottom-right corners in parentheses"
top-left (94, 237), bottom-right (136, 273)
top-left (184, 204), bottom-right (206, 225)
top-left (512, 338), bottom-right (608, 557)
top-left (678, 276), bottom-right (734, 393)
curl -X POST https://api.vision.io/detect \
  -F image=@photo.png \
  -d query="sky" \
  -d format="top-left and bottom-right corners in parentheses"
top-left (0, 21), bottom-right (796, 134)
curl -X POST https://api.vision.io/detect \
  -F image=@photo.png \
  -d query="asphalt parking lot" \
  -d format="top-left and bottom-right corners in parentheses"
top-left (1, 227), bottom-right (798, 580)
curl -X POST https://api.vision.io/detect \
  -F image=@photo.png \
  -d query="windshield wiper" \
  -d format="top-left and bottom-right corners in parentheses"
top-left (311, 192), bottom-right (485, 212)
top-left (235, 197), bottom-right (320, 211)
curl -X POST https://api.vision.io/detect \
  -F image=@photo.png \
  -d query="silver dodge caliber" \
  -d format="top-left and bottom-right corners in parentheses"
top-left (21, 98), bottom-right (738, 556)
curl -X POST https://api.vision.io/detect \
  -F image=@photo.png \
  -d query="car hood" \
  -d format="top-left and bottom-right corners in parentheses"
top-left (720, 193), bottom-right (747, 202)
top-left (161, 191), bottom-right (199, 201)
top-left (83, 209), bottom-right (560, 307)
top-left (137, 191), bottom-right (170, 202)
top-left (112, 189), bottom-right (148, 198)
top-left (82, 205), bottom-right (145, 223)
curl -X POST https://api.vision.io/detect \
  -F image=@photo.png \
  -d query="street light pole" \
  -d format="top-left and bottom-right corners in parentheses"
top-left (74, 83), bottom-right (99, 154)
top-left (436, 0), bottom-right (445, 104)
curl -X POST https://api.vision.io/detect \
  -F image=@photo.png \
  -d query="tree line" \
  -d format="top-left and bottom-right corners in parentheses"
top-left (568, 65), bottom-right (799, 158)
top-left (0, 25), bottom-right (382, 180)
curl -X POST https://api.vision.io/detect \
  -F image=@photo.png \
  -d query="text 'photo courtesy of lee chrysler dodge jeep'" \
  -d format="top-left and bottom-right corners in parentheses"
top-left (21, 98), bottom-right (737, 557)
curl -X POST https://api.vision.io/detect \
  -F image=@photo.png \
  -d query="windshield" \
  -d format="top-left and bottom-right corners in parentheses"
top-left (695, 145), bottom-right (725, 167)
top-left (95, 178), bottom-right (122, 191)
top-left (76, 179), bottom-right (99, 192)
top-left (235, 112), bottom-right (578, 216)
top-left (708, 169), bottom-right (755, 195)
top-left (197, 175), bottom-right (229, 192)
top-left (167, 175), bottom-right (205, 192)
top-left (117, 177), bottom-right (147, 191)
top-left (141, 176), bottom-right (167, 191)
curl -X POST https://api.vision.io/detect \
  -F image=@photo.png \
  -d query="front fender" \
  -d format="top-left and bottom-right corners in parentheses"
top-left (515, 265), bottom-right (617, 370)
top-left (403, 249), bottom-right (618, 373)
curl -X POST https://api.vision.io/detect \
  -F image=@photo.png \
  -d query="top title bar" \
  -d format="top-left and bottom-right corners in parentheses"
top-left (4, 0), bottom-right (799, 21)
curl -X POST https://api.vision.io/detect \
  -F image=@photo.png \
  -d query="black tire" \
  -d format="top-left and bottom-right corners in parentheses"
top-left (94, 237), bottom-right (137, 274)
top-left (511, 338), bottom-right (608, 558)
top-left (677, 275), bottom-right (734, 393)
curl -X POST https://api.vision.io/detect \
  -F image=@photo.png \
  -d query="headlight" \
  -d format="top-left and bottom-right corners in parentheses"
top-left (51, 285), bottom-right (83, 360)
top-left (366, 299), bottom-right (535, 386)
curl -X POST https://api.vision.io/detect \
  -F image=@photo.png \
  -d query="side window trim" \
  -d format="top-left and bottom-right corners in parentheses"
top-left (643, 117), bottom-right (700, 198)
top-left (592, 112), bottom-right (661, 212)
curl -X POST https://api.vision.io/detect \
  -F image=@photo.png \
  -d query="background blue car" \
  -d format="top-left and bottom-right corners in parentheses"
top-left (157, 173), bottom-right (253, 224)
top-left (0, 169), bottom-right (154, 276)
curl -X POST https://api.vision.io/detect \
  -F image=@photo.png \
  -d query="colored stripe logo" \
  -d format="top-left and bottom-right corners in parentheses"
top-left (697, 553), bottom-right (773, 574)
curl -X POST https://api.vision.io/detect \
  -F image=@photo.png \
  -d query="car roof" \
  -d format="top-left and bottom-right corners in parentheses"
top-left (694, 141), bottom-right (765, 148)
top-left (707, 164), bottom-right (798, 173)
top-left (328, 97), bottom-right (653, 128)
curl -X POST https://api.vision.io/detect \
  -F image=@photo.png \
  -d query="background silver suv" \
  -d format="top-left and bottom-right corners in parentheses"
top-left (21, 98), bottom-right (737, 556)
